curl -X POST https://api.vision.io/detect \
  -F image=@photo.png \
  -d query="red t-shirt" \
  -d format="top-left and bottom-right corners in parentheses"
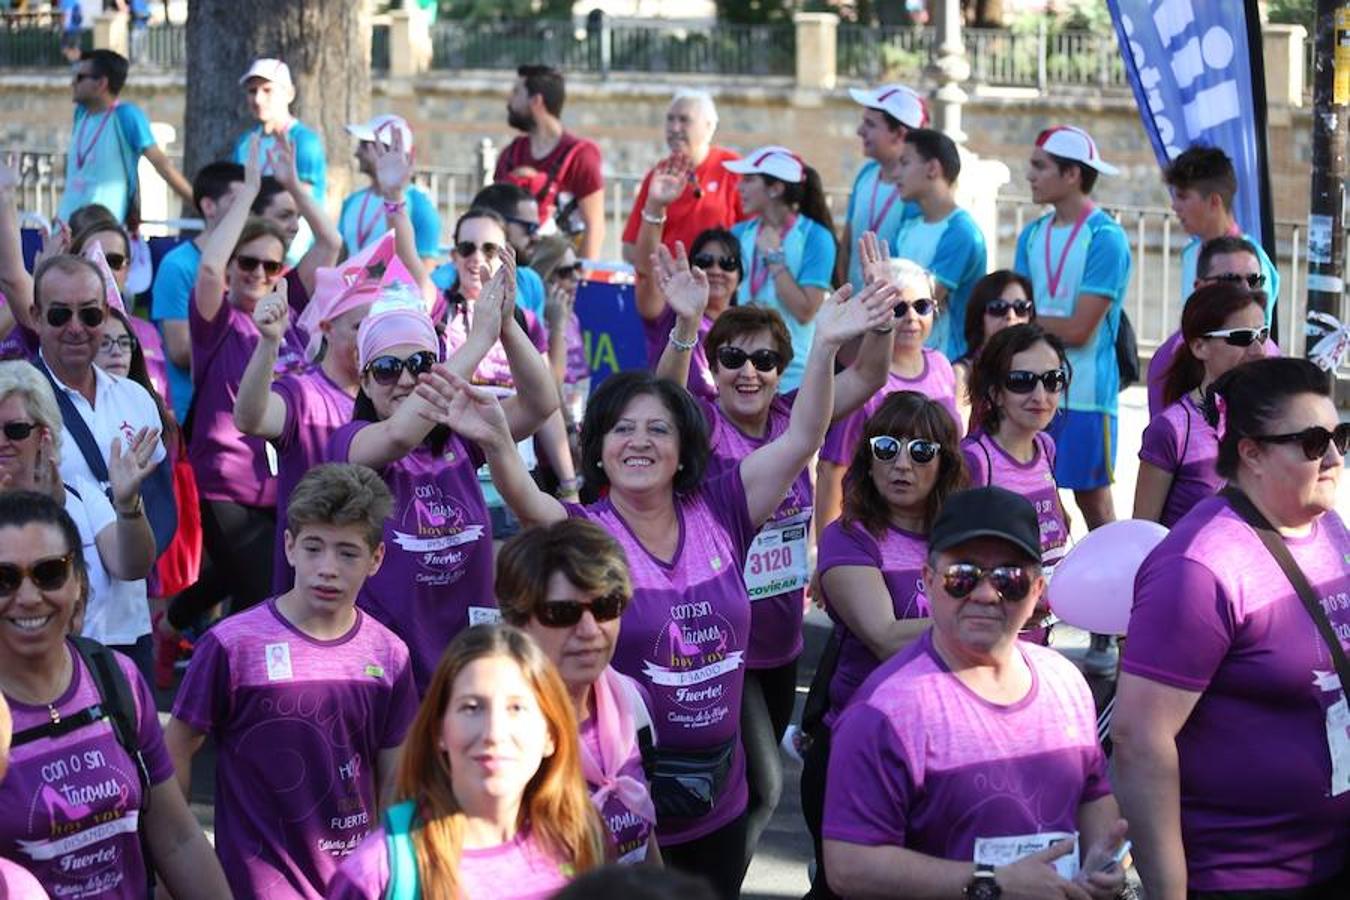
top-left (622, 146), bottom-right (746, 252)
top-left (494, 132), bottom-right (604, 221)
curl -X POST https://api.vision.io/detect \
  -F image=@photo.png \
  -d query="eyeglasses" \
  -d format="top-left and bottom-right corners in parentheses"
top-left (0, 553), bottom-right (75, 597)
top-left (363, 350), bottom-right (438, 386)
top-left (1203, 326), bottom-right (1269, 347)
top-left (553, 263), bottom-right (584, 281)
top-left (1206, 272), bottom-right (1267, 290)
top-left (940, 563), bottom-right (1033, 602)
top-left (692, 254), bottom-right (739, 273)
top-left (45, 306), bottom-right (105, 328)
top-left (99, 335), bottom-right (137, 354)
top-left (535, 591), bottom-right (627, 628)
top-left (505, 216), bottom-right (540, 236)
top-left (715, 345), bottom-right (783, 373)
top-left (1, 421), bottom-right (37, 441)
top-left (455, 241), bottom-right (501, 260)
top-left (985, 299), bottom-right (1033, 317)
top-left (893, 299), bottom-right (935, 318)
top-left (1004, 369), bottom-right (1068, 394)
top-left (233, 255), bottom-right (284, 277)
top-left (102, 253), bottom-right (128, 271)
top-left (869, 435), bottom-right (941, 464)
top-left (1251, 423), bottom-right (1350, 461)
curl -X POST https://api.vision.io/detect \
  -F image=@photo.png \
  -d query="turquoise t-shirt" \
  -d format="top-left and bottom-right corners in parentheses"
top-left (149, 238), bottom-right (202, 421)
top-left (1178, 231), bottom-right (1280, 324)
top-left (232, 120), bottom-right (327, 202)
top-left (843, 161), bottom-right (914, 287)
top-left (894, 206), bottom-right (987, 360)
top-left (58, 102), bottom-right (155, 222)
top-left (733, 215), bottom-right (837, 392)
top-left (430, 263), bottom-right (546, 322)
top-left (1015, 208), bottom-right (1132, 415)
top-left (339, 186), bottom-right (442, 260)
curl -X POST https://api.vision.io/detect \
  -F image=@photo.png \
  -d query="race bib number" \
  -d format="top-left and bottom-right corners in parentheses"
top-left (1317, 670), bottom-right (1350, 796)
top-left (974, 831), bottom-right (1078, 880)
top-left (744, 511), bottom-right (810, 601)
top-left (468, 606), bottom-right (502, 626)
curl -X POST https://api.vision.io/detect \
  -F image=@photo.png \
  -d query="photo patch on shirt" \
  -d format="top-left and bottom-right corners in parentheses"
top-left (265, 642), bottom-right (293, 681)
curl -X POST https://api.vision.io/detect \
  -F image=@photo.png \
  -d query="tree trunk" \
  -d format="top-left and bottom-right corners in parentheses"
top-left (182, 0), bottom-right (372, 212)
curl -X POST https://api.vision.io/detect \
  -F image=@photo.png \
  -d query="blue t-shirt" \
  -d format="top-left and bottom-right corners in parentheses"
top-left (894, 206), bottom-right (987, 360)
top-left (732, 215), bottom-right (836, 392)
top-left (1179, 231), bottom-right (1280, 324)
top-left (844, 161), bottom-right (913, 287)
top-left (339, 185), bottom-right (441, 259)
top-left (430, 263), bottom-right (546, 322)
top-left (58, 102), bottom-right (156, 223)
top-left (1014, 208), bottom-right (1132, 416)
top-left (232, 120), bottom-right (327, 202)
top-left (150, 239), bottom-right (202, 420)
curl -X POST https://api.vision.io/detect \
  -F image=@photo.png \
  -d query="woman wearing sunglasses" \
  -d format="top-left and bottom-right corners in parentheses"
top-left (1133, 282), bottom-right (1268, 527)
top-left (953, 270), bottom-right (1035, 429)
top-left (0, 490), bottom-right (230, 899)
top-left (1114, 357), bottom-right (1350, 900)
top-left (496, 519), bottom-right (661, 865)
top-left (330, 624), bottom-right (607, 899)
top-left (530, 236), bottom-right (590, 428)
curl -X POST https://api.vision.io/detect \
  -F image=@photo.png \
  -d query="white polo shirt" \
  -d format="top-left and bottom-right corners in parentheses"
top-left (63, 474), bottom-right (149, 647)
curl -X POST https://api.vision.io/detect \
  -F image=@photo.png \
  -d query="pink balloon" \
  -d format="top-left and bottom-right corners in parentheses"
top-left (1048, 519), bottom-right (1169, 635)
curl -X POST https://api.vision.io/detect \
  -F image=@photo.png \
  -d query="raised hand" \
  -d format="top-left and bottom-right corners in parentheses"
top-left (755, 223), bottom-right (783, 255)
top-left (469, 258), bottom-right (510, 340)
top-left (857, 230), bottom-right (892, 286)
top-left (31, 430), bottom-right (64, 506)
top-left (543, 281), bottom-right (574, 332)
top-left (492, 243), bottom-right (518, 333)
top-left (268, 132), bottom-right (301, 194)
top-left (651, 241), bottom-right (708, 322)
top-left (251, 281), bottom-right (290, 342)
top-left (813, 279), bottom-right (899, 348)
top-left (647, 154), bottom-right (693, 211)
top-left (415, 369), bottom-right (513, 450)
top-left (108, 427), bottom-right (160, 510)
top-left (373, 129), bottom-right (414, 202)
top-left (37, 218), bottom-right (71, 269)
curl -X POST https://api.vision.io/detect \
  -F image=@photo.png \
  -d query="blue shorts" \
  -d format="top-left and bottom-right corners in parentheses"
top-left (1047, 410), bottom-right (1117, 491)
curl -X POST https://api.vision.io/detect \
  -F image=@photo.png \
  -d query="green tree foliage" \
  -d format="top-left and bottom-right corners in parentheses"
top-left (1268, 0), bottom-right (1314, 32)
top-left (437, 0), bottom-right (572, 21)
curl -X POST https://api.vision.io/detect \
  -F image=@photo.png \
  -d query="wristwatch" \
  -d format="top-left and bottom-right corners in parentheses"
top-left (763, 249), bottom-right (786, 267)
top-left (964, 864), bottom-right (1001, 899)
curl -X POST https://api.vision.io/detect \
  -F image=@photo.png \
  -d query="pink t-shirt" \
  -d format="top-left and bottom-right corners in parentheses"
top-left (126, 315), bottom-right (170, 409)
top-left (824, 630), bottom-right (1110, 861)
top-left (1137, 394), bottom-right (1224, 528)
top-left (961, 432), bottom-right (1068, 562)
top-left (1123, 497), bottom-right (1350, 892)
top-left (0, 644), bottom-right (175, 900)
top-left (437, 295), bottom-right (549, 390)
top-left (819, 349), bottom-right (961, 466)
top-left (170, 600), bottom-right (417, 899)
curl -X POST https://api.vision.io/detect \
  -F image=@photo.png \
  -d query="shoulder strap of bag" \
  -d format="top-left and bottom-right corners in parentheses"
top-left (383, 799), bottom-right (422, 900)
top-left (980, 438), bottom-right (994, 487)
top-left (69, 636), bottom-right (151, 806)
top-left (535, 137), bottom-right (586, 206)
top-left (1221, 487), bottom-right (1350, 695)
top-left (35, 358), bottom-right (110, 483)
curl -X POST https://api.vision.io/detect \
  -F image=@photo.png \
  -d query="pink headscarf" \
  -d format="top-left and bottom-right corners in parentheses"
top-left (356, 283), bottom-right (439, 370)
top-left (299, 230), bottom-right (420, 361)
top-left (82, 243), bottom-right (127, 315)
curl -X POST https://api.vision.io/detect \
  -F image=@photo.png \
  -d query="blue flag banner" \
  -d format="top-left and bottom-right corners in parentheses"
top-left (1107, 0), bottom-right (1275, 256)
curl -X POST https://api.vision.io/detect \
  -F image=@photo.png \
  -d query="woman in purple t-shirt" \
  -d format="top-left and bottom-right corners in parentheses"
top-left (329, 625), bottom-right (607, 900)
top-left (1115, 358), bottom-right (1350, 899)
top-left (497, 519), bottom-right (660, 865)
top-left (425, 274), bottom-right (895, 899)
top-left (952, 269), bottom-right (1035, 430)
top-left (530, 237), bottom-right (591, 429)
top-left (1133, 282), bottom-right (1266, 527)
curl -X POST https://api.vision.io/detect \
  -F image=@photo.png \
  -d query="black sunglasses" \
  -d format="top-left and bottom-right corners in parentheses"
top-left (1208, 272), bottom-right (1267, 290)
top-left (553, 263), bottom-right (584, 280)
top-left (505, 216), bottom-right (540, 236)
top-left (1203, 326), bottom-right (1269, 348)
top-left (102, 252), bottom-right (128, 271)
top-left (1252, 423), bottom-right (1350, 461)
top-left (0, 552), bottom-right (75, 597)
top-left (99, 335), bottom-right (137, 354)
top-left (45, 306), bottom-right (105, 328)
top-left (985, 299), bottom-right (1033, 317)
top-left (455, 241), bottom-right (501, 260)
top-left (692, 253), bottom-right (739, 273)
top-left (364, 351), bottom-right (438, 386)
top-left (1004, 369), bottom-right (1068, 395)
top-left (941, 563), bottom-right (1033, 602)
top-left (234, 255), bottom-right (284, 276)
top-left (1, 421), bottom-right (37, 441)
top-left (716, 345), bottom-right (782, 373)
top-left (893, 299), bottom-right (935, 318)
top-left (869, 435), bottom-right (940, 464)
top-left (535, 591), bottom-right (627, 627)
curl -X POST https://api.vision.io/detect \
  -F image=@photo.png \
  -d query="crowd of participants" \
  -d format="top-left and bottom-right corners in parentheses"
top-left (0, 47), bottom-right (1345, 900)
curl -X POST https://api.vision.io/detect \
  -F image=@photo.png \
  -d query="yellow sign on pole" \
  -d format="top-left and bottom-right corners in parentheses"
top-left (1336, 9), bottom-right (1350, 105)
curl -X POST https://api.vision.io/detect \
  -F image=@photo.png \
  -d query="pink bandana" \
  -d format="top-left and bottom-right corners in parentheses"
top-left (580, 668), bottom-right (656, 825)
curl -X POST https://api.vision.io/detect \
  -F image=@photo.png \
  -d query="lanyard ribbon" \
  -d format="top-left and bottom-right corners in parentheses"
top-left (1044, 202), bottom-right (1093, 301)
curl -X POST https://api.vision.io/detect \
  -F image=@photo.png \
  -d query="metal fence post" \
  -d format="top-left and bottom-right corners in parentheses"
top-left (1036, 17), bottom-right (1048, 92)
top-left (476, 138), bottom-right (497, 193)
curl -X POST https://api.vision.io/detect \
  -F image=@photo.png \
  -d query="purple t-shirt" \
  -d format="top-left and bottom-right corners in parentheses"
top-left (566, 469), bottom-right (757, 844)
top-left (820, 349), bottom-right (960, 466)
top-left (824, 631), bottom-right (1110, 863)
top-left (702, 394), bottom-right (811, 669)
top-left (269, 368), bottom-right (357, 592)
top-left (961, 432), bottom-right (1068, 563)
top-left (171, 600), bottom-right (417, 899)
top-left (1147, 329), bottom-right (1280, 419)
top-left (0, 643), bottom-right (175, 900)
top-left (328, 826), bottom-right (573, 900)
top-left (642, 305), bottom-right (716, 401)
top-left (438, 295), bottom-right (549, 390)
top-left (126, 315), bottom-right (170, 410)
top-left (563, 312), bottom-right (588, 385)
top-left (1137, 395), bottom-right (1224, 528)
top-left (818, 519), bottom-right (929, 721)
top-left (1123, 497), bottom-right (1350, 891)
top-left (328, 421), bottom-right (496, 694)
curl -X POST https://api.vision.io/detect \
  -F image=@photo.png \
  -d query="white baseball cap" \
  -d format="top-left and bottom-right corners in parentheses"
top-left (346, 114), bottom-right (414, 152)
top-left (1035, 125), bottom-right (1119, 175)
top-left (723, 145), bottom-right (806, 183)
top-left (239, 58), bottom-right (293, 88)
top-left (848, 84), bottom-right (927, 130)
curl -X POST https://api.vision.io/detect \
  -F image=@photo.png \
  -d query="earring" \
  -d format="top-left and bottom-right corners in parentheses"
top-left (677, 463), bottom-right (684, 471)
top-left (596, 460), bottom-right (604, 468)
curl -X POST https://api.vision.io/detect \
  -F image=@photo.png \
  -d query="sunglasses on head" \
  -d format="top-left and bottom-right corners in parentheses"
top-left (893, 299), bottom-right (935, 318)
top-left (234, 255), bottom-right (284, 276)
top-left (1, 421), bottom-right (37, 441)
top-left (1208, 272), bottom-right (1266, 290)
top-left (45, 305), bottom-right (105, 328)
top-left (1252, 423), bottom-right (1350, 461)
top-left (553, 262), bottom-right (584, 280)
top-left (99, 334), bottom-right (137, 354)
top-left (1004, 368), bottom-right (1068, 394)
top-left (505, 216), bottom-right (540, 236)
top-left (940, 562), bottom-right (1033, 602)
top-left (1204, 326), bottom-right (1269, 347)
top-left (716, 345), bottom-right (783, 373)
top-left (986, 299), bottom-right (1033, 317)
top-left (364, 350), bottom-right (438, 386)
top-left (869, 435), bottom-right (940, 464)
top-left (0, 552), bottom-right (75, 597)
top-left (692, 253), bottom-right (739, 273)
top-left (455, 241), bottom-right (501, 260)
top-left (535, 591), bottom-right (627, 627)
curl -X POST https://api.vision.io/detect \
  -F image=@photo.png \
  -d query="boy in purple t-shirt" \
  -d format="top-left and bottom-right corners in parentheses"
top-left (165, 464), bottom-right (418, 900)
top-left (823, 487), bottom-right (1127, 900)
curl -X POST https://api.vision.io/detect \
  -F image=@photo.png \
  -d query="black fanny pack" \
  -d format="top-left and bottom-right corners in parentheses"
top-left (640, 736), bottom-right (736, 820)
